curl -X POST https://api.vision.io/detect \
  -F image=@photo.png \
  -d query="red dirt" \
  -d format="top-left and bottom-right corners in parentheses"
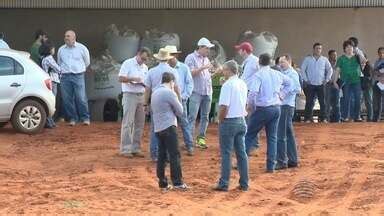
top-left (0, 122), bottom-right (384, 215)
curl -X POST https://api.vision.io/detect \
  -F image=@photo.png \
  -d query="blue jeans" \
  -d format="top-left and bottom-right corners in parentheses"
top-left (362, 87), bottom-right (373, 121)
top-left (341, 82), bottom-right (362, 120)
top-left (150, 114), bottom-right (159, 160)
top-left (178, 99), bottom-right (193, 150)
top-left (373, 82), bottom-right (384, 122)
top-left (329, 85), bottom-right (341, 122)
top-left (277, 105), bottom-right (298, 167)
top-left (46, 82), bottom-right (58, 127)
top-left (188, 93), bottom-right (212, 138)
top-left (60, 73), bottom-right (90, 122)
top-left (245, 105), bottom-right (281, 171)
top-left (218, 117), bottom-right (248, 189)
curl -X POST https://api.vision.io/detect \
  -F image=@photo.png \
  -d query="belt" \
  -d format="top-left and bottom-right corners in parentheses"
top-left (224, 117), bottom-right (244, 120)
top-left (62, 72), bottom-right (84, 75)
top-left (255, 105), bottom-right (280, 109)
top-left (124, 92), bottom-right (144, 96)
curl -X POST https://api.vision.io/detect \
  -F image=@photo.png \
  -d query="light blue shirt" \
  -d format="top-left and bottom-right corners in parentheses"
top-left (300, 55), bottom-right (333, 85)
top-left (144, 62), bottom-right (180, 91)
top-left (248, 66), bottom-right (293, 108)
top-left (0, 39), bottom-right (10, 49)
top-left (184, 51), bottom-right (212, 96)
top-left (240, 54), bottom-right (260, 89)
top-left (280, 67), bottom-right (301, 107)
top-left (58, 42), bottom-right (90, 74)
top-left (175, 61), bottom-right (193, 100)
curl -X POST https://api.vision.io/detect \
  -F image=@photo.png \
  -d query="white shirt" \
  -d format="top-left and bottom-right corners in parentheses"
top-left (240, 54), bottom-right (260, 89)
top-left (219, 75), bottom-right (248, 118)
top-left (0, 39), bottom-right (10, 49)
top-left (58, 42), bottom-right (90, 74)
top-left (119, 57), bottom-right (148, 93)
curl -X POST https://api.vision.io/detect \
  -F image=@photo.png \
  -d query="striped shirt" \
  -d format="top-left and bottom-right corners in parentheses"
top-left (41, 55), bottom-right (61, 83)
top-left (184, 51), bottom-right (212, 96)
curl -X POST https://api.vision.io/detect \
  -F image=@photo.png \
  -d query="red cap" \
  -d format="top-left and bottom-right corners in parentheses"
top-left (234, 42), bottom-right (253, 54)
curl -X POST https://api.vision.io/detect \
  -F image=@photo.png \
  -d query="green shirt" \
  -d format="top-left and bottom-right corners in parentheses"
top-left (30, 42), bottom-right (41, 64)
top-left (211, 73), bottom-right (224, 103)
top-left (336, 55), bottom-right (361, 84)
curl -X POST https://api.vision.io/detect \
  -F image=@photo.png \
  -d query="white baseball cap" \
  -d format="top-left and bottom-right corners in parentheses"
top-left (197, 37), bottom-right (215, 48)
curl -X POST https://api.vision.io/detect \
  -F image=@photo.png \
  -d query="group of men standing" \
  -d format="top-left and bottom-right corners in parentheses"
top-left (118, 38), bottom-right (302, 191)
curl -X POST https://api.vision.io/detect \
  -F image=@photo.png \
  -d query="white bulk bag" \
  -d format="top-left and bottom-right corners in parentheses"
top-left (235, 31), bottom-right (278, 64)
top-left (208, 40), bottom-right (227, 67)
top-left (140, 28), bottom-right (180, 68)
top-left (104, 24), bottom-right (140, 63)
top-left (86, 52), bottom-right (121, 101)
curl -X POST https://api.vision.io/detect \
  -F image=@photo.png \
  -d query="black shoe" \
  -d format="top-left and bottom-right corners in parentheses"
top-left (237, 185), bottom-right (248, 192)
top-left (341, 118), bottom-right (350, 122)
top-left (212, 185), bottom-right (228, 192)
top-left (266, 169), bottom-right (274, 173)
top-left (354, 118), bottom-right (363, 122)
top-left (186, 148), bottom-right (194, 156)
top-left (160, 185), bottom-right (173, 192)
top-left (275, 164), bottom-right (288, 170)
top-left (288, 163), bottom-right (298, 168)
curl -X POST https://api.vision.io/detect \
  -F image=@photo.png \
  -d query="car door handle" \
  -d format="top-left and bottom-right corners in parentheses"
top-left (10, 83), bottom-right (21, 87)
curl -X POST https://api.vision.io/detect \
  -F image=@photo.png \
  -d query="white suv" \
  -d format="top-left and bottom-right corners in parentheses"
top-left (0, 49), bottom-right (56, 134)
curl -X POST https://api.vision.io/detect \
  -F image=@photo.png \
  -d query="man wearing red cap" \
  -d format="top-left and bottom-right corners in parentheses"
top-left (235, 42), bottom-right (260, 89)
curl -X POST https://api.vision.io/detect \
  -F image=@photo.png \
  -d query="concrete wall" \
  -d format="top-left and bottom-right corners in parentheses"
top-left (1, 8), bottom-right (384, 64)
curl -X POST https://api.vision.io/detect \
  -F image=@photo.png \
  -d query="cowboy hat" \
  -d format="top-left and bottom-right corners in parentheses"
top-left (163, 45), bottom-right (181, 54)
top-left (154, 48), bottom-right (173, 60)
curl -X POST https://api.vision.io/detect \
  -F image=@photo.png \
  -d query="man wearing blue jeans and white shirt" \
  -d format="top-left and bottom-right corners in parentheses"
top-left (245, 53), bottom-right (293, 172)
top-left (144, 48), bottom-right (181, 162)
top-left (276, 55), bottom-right (301, 170)
top-left (185, 37), bottom-right (215, 149)
top-left (213, 60), bottom-right (249, 192)
top-left (165, 45), bottom-right (194, 156)
top-left (119, 47), bottom-right (150, 158)
top-left (58, 30), bottom-right (91, 126)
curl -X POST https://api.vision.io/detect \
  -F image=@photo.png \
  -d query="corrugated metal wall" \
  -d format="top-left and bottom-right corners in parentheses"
top-left (1, 0), bottom-right (384, 9)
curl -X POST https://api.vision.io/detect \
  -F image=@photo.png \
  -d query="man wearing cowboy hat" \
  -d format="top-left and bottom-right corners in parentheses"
top-left (184, 37), bottom-right (215, 150)
top-left (144, 48), bottom-right (181, 162)
top-left (164, 45), bottom-right (194, 156)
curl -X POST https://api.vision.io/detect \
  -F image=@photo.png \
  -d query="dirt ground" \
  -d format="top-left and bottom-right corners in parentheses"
top-left (0, 122), bottom-right (383, 215)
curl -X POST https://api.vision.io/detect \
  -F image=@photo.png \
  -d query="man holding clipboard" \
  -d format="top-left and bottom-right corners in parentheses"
top-left (118, 47), bottom-right (151, 158)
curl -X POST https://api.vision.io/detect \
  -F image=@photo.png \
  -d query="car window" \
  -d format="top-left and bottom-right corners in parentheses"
top-left (0, 56), bottom-right (24, 76)
top-left (14, 60), bottom-right (24, 75)
top-left (0, 56), bottom-right (14, 76)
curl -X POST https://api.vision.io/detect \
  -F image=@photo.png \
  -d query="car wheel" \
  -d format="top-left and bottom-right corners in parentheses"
top-left (0, 122), bottom-right (7, 128)
top-left (11, 99), bottom-right (47, 134)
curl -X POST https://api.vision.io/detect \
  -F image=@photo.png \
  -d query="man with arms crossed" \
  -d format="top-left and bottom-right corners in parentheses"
top-left (276, 55), bottom-right (301, 170)
top-left (245, 54), bottom-right (293, 173)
